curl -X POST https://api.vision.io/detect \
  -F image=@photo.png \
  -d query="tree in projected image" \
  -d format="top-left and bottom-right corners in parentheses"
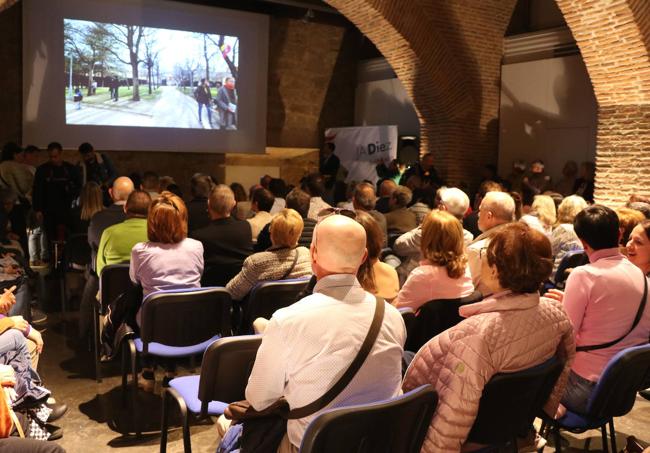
top-left (64, 21), bottom-right (112, 96)
top-left (143, 35), bottom-right (159, 95)
top-left (98, 24), bottom-right (147, 101)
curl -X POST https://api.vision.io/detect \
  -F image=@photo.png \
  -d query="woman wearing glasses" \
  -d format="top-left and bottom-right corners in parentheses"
top-left (394, 210), bottom-right (474, 312)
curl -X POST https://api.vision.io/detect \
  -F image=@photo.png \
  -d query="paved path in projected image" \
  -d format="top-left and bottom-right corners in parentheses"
top-left (153, 86), bottom-right (216, 129)
top-left (66, 86), bottom-right (216, 129)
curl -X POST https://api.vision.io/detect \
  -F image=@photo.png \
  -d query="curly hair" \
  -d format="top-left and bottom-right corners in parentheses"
top-left (486, 222), bottom-right (553, 293)
top-left (420, 210), bottom-right (467, 279)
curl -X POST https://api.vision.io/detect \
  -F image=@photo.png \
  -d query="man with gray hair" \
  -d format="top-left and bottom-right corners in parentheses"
top-left (219, 214), bottom-right (405, 452)
top-left (190, 184), bottom-right (252, 286)
top-left (352, 182), bottom-right (387, 245)
top-left (467, 191), bottom-right (516, 295)
top-left (438, 187), bottom-right (473, 243)
top-left (385, 186), bottom-right (417, 234)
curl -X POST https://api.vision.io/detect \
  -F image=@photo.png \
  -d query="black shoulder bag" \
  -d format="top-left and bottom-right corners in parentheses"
top-left (576, 272), bottom-right (648, 352)
top-left (225, 296), bottom-right (386, 452)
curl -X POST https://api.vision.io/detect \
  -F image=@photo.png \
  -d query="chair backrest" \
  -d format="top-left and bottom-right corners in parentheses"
top-left (139, 287), bottom-right (231, 350)
top-left (554, 250), bottom-right (588, 286)
top-left (299, 384), bottom-right (438, 453)
top-left (197, 335), bottom-right (262, 415)
top-left (242, 278), bottom-right (311, 332)
top-left (467, 356), bottom-right (564, 445)
top-left (405, 290), bottom-right (483, 352)
top-left (99, 263), bottom-right (132, 314)
top-left (64, 233), bottom-right (91, 267)
top-left (587, 343), bottom-right (650, 419)
top-left (201, 263), bottom-right (244, 287)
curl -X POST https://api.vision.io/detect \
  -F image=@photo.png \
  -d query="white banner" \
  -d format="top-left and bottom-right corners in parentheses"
top-left (325, 125), bottom-right (398, 184)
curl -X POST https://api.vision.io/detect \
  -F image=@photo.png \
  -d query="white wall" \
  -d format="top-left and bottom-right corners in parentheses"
top-left (499, 54), bottom-right (597, 182)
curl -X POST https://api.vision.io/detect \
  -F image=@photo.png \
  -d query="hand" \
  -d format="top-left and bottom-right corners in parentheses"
top-left (554, 403), bottom-right (567, 419)
top-left (30, 329), bottom-right (43, 354)
top-left (0, 286), bottom-right (16, 313)
top-left (10, 315), bottom-right (28, 332)
top-left (4, 265), bottom-right (19, 275)
top-left (544, 288), bottom-right (564, 303)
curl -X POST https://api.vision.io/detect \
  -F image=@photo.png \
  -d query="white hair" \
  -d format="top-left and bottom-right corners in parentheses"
top-left (483, 191), bottom-right (515, 222)
top-left (439, 187), bottom-right (470, 219)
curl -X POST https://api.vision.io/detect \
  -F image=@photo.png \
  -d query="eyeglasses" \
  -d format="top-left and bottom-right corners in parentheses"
top-left (317, 207), bottom-right (357, 221)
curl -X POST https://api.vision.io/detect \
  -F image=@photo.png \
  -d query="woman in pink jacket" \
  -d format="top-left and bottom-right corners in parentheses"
top-left (394, 210), bottom-right (474, 311)
top-left (402, 222), bottom-right (576, 452)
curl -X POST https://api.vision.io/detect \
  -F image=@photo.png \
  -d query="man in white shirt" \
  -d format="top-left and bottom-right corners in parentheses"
top-left (246, 187), bottom-right (275, 242)
top-left (221, 214), bottom-right (406, 452)
top-left (466, 191), bottom-right (515, 295)
top-left (303, 173), bottom-right (331, 220)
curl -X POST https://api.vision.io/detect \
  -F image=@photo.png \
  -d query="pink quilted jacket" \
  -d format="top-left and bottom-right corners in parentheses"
top-left (402, 291), bottom-right (576, 453)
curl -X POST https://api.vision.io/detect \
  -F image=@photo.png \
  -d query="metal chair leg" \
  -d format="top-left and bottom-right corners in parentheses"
top-left (121, 340), bottom-right (128, 406)
top-left (93, 303), bottom-right (102, 383)
top-left (160, 389), bottom-right (170, 453)
top-left (553, 422), bottom-right (562, 453)
top-left (601, 426), bottom-right (609, 453)
top-left (608, 419), bottom-right (617, 453)
top-left (128, 339), bottom-right (140, 437)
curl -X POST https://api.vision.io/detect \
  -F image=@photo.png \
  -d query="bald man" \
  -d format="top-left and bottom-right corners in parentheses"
top-left (236, 215), bottom-right (406, 452)
top-left (80, 176), bottom-right (134, 339)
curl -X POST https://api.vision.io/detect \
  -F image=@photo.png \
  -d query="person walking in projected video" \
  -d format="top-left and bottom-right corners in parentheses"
top-left (195, 78), bottom-right (213, 126)
top-left (215, 77), bottom-right (237, 130)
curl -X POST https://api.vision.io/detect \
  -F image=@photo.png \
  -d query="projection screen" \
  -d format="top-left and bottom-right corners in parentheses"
top-left (23, 0), bottom-right (269, 153)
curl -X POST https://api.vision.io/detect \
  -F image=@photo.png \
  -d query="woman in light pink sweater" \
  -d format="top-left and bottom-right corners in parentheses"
top-left (403, 223), bottom-right (575, 452)
top-left (394, 210), bottom-right (474, 312)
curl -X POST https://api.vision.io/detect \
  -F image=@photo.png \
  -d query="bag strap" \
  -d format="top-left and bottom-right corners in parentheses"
top-left (577, 271), bottom-right (648, 352)
top-left (287, 295), bottom-right (385, 419)
top-left (278, 249), bottom-right (300, 281)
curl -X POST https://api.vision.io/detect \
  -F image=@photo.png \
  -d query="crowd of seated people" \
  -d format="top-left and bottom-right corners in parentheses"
top-left (2, 140), bottom-right (650, 452)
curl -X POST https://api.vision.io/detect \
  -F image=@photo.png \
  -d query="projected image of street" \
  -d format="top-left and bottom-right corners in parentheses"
top-left (64, 19), bottom-right (239, 130)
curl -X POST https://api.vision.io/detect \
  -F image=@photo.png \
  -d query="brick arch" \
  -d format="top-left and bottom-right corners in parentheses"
top-left (327, 0), bottom-right (650, 202)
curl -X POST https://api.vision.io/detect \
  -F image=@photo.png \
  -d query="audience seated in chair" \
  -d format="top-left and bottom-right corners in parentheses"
top-left (95, 190), bottom-right (151, 276)
top-left (394, 210), bottom-right (474, 312)
top-left (384, 186), bottom-right (417, 234)
top-left (467, 191), bottom-right (515, 296)
top-left (186, 173), bottom-right (214, 233)
top-left (218, 214), bottom-right (406, 452)
top-left (226, 208), bottom-right (311, 302)
top-left (190, 184), bottom-right (252, 287)
top-left (547, 205), bottom-right (650, 417)
top-left (375, 179), bottom-right (396, 214)
top-left (303, 173), bottom-right (331, 220)
top-left (355, 211), bottom-right (398, 301)
top-left (393, 187), bottom-right (472, 284)
top-left (255, 188), bottom-right (316, 252)
top-left (352, 182), bottom-right (387, 246)
top-left (140, 171), bottom-right (160, 200)
top-left (520, 195), bottom-right (556, 237)
top-left (247, 187), bottom-right (275, 243)
top-left (550, 195), bottom-right (588, 279)
top-left (403, 223), bottom-right (575, 452)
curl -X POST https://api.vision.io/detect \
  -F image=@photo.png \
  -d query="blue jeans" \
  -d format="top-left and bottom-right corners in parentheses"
top-left (198, 102), bottom-right (212, 123)
top-left (28, 226), bottom-right (48, 262)
top-left (561, 370), bottom-right (597, 415)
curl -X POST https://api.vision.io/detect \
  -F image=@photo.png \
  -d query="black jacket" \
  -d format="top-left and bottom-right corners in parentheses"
top-left (32, 162), bottom-right (81, 214)
top-left (87, 204), bottom-right (127, 272)
top-left (187, 197), bottom-right (210, 233)
top-left (190, 217), bottom-right (253, 286)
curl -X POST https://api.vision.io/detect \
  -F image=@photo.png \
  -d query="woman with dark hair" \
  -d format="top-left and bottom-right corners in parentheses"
top-left (230, 182), bottom-right (252, 220)
top-left (626, 219), bottom-right (650, 276)
top-left (403, 223), bottom-right (575, 452)
top-left (355, 211), bottom-right (398, 301)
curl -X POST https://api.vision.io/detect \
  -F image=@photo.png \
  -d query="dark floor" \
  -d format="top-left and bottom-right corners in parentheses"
top-left (36, 312), bottom-right (650, 453)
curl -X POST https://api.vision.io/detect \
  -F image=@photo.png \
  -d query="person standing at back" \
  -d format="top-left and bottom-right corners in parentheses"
top-left (32, 142), bottom-right (81, 243)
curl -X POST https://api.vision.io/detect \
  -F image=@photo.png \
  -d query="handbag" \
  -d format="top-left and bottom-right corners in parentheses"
top-left (577, 271), bottom-right (648, 352)
top-left (224, 295), bottom-right (386, 452)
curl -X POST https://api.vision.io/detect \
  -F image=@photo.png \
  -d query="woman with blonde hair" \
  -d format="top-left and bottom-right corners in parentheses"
top-left (550, 195), bottom-right (587, 277)
top-left (521, 194), bottom-right (556, 236)
top-left (226, 208), bottom-right (312, 301)
top-left (355, 211), bottom-right (399, 300)
top-left (72, 181), bottom-right (104, 233)
top-left (394, 210), bottom-right (474, 311)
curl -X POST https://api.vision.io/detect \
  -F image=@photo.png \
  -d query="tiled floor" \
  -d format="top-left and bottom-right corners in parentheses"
top-left (37, 313), bottom-right (650, 453)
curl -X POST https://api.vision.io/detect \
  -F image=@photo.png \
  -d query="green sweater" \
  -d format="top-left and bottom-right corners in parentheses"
top-left (96, 217), bottom-right (148, 276)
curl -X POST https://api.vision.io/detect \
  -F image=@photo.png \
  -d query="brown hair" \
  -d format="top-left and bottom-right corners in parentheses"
top-left (147, 191), bottom-right (188, 244)
top-left (420, 210), bottom-right (467, 279)
top-left (355, 211), bottom-right (384, 292)
top-left (486, 222), bottom-right (552, 293)
top-left (80, 182), bottom-right (104, 221)
top-left (270, 209), bottom-right (304, 248)
top-left (616, 207), bottom-right (645, 245)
